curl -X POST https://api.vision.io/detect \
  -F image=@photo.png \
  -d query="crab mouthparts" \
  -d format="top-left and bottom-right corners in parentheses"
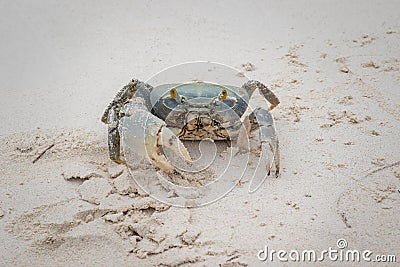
top-left (176, 114), bottom-right (229, 141)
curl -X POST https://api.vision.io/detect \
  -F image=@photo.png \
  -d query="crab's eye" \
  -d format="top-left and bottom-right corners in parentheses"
top-left (170, 88), bottom-right (178, 98)
top-left (221, 89), bottom-right (228, 100)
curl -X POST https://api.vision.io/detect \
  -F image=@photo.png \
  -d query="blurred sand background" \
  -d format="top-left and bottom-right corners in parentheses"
top-left (0, 0), bottom-right (399, 266)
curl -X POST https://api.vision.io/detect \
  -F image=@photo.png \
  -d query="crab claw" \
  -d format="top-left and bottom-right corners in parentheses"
top-left (248, 108), bottom-right (280, 192)
top-left (119, 98), bottom-right (191, 172)
top-left (144, 119), bottom-right (192, 171)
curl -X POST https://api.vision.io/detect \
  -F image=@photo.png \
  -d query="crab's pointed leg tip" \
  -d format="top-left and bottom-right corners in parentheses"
top-left (267, 170), bottom-right (271, 176)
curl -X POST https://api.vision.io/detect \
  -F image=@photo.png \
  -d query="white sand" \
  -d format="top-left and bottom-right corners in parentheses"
top-left (1, 1), bottom-right (399, 266)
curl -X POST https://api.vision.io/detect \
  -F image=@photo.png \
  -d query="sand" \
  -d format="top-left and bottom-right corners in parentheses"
top-left (1, 1), bottom-right (399, 266)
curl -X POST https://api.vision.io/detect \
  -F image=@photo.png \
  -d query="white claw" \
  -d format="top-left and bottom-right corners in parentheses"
top-left (144, 120), bottom-right (192, 171)
top-left (120, 99), bottom-right (191, 172)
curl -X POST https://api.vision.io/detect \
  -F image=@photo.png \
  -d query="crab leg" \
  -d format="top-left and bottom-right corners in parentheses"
top-left (119, 98), bottom-right (192, 171)
top-left (248, 107), bottom-right (280, 191)
top-left (107, 108), bottom-right (124, 164)
top-left (242, 80), bottom-right (280, 111)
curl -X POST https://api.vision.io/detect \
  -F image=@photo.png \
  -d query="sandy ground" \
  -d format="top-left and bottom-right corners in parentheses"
top-left (1, 0), bottom-right (399, 266)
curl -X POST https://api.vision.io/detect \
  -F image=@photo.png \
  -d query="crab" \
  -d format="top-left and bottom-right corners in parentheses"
top-left (101, 79), bottom-right (280, 177)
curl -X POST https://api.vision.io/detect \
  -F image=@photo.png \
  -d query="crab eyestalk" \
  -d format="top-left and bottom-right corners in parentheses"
top-left (220, 89), bottom-right (228, 100)
top-left (169, 88), bottom-right (183, 103)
